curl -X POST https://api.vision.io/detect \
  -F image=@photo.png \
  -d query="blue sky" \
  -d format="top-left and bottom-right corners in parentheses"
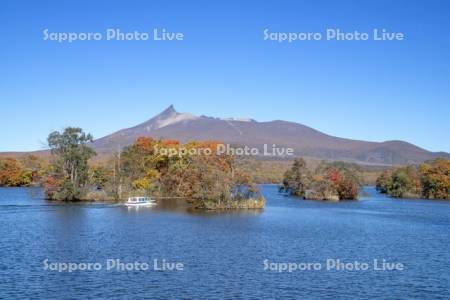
top-left (1, 0), bottom-right (449, 152)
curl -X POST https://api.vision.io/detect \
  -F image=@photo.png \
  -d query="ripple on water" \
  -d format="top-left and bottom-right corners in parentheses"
top-left (0, 186), bottom-right (449, 298)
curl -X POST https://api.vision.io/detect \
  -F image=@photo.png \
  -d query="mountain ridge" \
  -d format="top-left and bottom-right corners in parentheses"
top-left (89, 105), bottom-right (449, 165)
top-left (1, 105), bottom-right (448, 166)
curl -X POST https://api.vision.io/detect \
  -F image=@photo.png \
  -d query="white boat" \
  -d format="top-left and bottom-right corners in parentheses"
top-left (125, 197), bottom-right (156, 207)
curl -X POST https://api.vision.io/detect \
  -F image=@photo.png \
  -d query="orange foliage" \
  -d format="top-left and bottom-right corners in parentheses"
top-left (0, 157), bottom-right (32, 186)
top-left (161, 139), bottom-right (180, 147)
top-left (135, 137), bottom-right (155, 152)
top-left (45, 175), bottom-right (59, 190)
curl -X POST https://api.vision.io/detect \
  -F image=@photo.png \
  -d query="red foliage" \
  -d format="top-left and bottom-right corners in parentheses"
top-left (324, 167), bottom-right (358, 200)
top-left (325, 167), bottom-right (342, 184)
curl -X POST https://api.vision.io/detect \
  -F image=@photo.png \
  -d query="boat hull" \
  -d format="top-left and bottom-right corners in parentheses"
top-left (125, 202), bottom-right (156, 207)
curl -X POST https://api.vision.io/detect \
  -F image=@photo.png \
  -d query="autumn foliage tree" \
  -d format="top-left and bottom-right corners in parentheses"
top-left (0, 157), bottom-right (32, 186)
top-left (420, 158), bottom-right (450, 199)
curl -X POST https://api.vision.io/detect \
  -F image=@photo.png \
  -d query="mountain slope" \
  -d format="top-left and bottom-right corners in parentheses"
top-left (90, 105), bottom-right (449, 165)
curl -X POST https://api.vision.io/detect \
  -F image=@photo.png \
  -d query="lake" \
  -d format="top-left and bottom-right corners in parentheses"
top-left (0, 186), bottom-right (449, 299)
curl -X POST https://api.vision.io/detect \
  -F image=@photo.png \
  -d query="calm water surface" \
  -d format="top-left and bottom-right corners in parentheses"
top-left (0, 186), bottom-right (449, 299)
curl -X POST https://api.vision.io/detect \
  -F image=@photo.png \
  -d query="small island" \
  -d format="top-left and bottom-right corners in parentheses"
top-left (375, 158), bottom-right (450, 200)
top-left (279, 158), bottom-right (360, 201)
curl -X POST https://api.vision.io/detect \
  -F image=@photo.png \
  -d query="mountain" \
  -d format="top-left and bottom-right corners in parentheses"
top-left (89, 105), bottom-right (449, 165)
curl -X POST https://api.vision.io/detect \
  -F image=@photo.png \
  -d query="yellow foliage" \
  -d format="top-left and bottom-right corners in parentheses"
top-left (132, 178), bottom-right (151, 190)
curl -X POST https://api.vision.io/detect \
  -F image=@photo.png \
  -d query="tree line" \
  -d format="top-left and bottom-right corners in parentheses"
top-left (0, 155), bottom-right (47, 187)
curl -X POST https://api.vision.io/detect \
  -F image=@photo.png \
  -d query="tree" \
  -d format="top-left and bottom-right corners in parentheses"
top-left (321, 166), bottom-right (359, 200)
top-left (376, 171), bottom-right (391, 193)
top-left (20, 155), bottom-right (48, 184)
top-left (89, 165), bottom-right (110, 190)
top-left (0, 157), bottom-right (32, 186)
top-left (46, 127), bottom-right (96, 200)
top-left (282, 158), bottom-right (310, 197)
top-left (387, 170), bottom-right (411, 198)
top-left (420, 158), bottom-right (450, 199)
top-left (335, 176), bottom-right (359, 200)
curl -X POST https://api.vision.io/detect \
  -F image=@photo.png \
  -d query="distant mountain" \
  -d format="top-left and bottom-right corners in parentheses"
top-left (90, 105), bottom-right (449, 165)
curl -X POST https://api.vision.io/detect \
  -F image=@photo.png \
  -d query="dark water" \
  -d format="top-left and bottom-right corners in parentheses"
top-left (0, 186), bottom-right (449, 299)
